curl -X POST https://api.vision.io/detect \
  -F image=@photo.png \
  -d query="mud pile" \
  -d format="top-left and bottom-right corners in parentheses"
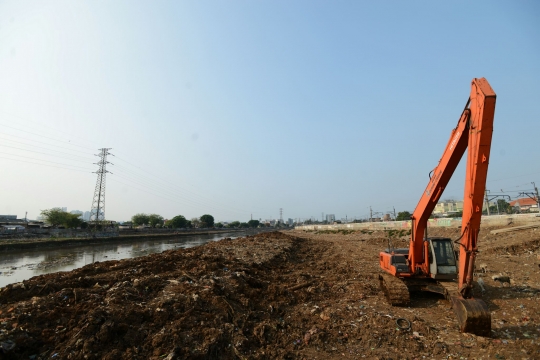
top-left (0, 229), bottom-right (539, 359)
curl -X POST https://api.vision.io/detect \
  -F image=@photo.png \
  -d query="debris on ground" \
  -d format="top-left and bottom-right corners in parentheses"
top-left (0, 228), bottom-right (539, 359)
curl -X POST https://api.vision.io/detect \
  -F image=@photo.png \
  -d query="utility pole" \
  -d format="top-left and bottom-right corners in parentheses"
top-left (370, 206), bottom-right (373, 222)
top-left (90, 148), bottom-right (112, 224)
top-left (484, 190), bottom-right (490, 216)
top-left (533, 182), bottom-right (540, 213)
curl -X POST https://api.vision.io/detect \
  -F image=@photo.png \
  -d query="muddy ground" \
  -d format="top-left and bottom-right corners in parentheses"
top-left (0, 226), bottom-right (539, 359)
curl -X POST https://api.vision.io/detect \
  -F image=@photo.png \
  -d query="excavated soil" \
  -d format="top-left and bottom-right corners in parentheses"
top-left (0, 227), bottom-right (539, 359)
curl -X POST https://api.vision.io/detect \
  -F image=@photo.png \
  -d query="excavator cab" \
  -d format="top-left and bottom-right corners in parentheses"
top-left (428, 238), bottom-right (457, 280)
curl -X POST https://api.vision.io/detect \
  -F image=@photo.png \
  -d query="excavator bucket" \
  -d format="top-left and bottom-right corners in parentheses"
top-left (451, 296), bottom-right (491, 336)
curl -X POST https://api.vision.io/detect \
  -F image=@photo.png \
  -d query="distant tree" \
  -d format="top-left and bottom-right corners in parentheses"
top-left (64, 213), bottom-right (83, 229)
top-left (447, 211), bottom-right (463, 218)
top-left (148, 214), bottom-right (164, 228)
top-left (228, 221), bottom-right (240, 228)
top-left (40, 208), bottom-right (67, 227)
top-left (247, 219), bottom-right (260, 228)
top-left (132, 213), bottom-right (150, 226)
top-left (199, 214), bottom-right (215, 228)
top-left (497, 199), bottom-right (512, 214)
top-left (396, 211), bottom-right (412, 221)
top-left (215, 222), bottom-right (224, 228)
top-left (240, 222), bottom-right (249, 228)
top-left (168, 215), bottom-right (188, 228)
top-left (40, 208), bottom-right (83, 228)
top-left (186, 220), bottom-right (192, 228)
top-left (191, 218), bottom-right (201, 228)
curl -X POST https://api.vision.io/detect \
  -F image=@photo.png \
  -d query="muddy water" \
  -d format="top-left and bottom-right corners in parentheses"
top-left (0, 232), bottom-right (245, 287)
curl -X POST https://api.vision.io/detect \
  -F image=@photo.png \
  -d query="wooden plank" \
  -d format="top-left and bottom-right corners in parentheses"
top-left (490, 223), bottom-right (540, 234)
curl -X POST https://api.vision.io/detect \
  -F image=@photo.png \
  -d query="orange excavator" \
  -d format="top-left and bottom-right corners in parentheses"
top-left (379, 78), bottom-right (496, 336)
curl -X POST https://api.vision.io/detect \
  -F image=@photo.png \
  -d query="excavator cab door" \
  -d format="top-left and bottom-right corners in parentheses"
top-left (428, 238), bottom-right (457, 280)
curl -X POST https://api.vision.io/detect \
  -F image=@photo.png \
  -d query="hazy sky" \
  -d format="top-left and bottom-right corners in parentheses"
top-left (1, 1), bottom-right (539, 222)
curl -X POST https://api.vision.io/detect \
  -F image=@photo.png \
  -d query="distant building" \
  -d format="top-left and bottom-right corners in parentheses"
top-left (325, 214), bottom-right (335, 223)
top-left (70, 210), bottom-right (84, 217)
top-left (0, 215), bottom-right (17, 221)
top-left (510, 198), bottom-right (539, 212)
top-left (288, 218), bottom-right (293, 226)
top-left (433, 201), bottom-right (464, 215)
top-left (82, 211), bottom-right (91, 221)
top-left (1, 224), bottom-right (25, 230)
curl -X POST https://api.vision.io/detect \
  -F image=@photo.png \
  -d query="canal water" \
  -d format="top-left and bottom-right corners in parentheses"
top-left (0, 231), bottom-right (246, 288)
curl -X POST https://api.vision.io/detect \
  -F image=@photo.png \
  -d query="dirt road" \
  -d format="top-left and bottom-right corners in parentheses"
top-left (0, 227), bottom-right (538, 359)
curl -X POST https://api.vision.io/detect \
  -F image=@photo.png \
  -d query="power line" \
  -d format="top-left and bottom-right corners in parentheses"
top-left (1, 114), bottom-right (260, 217)
top-left (0, 133), bottom-right (96, 155)
top-left (111, 159), bottom-right (258, 214)
top-left (0, 144), bottom-right (94, 162)
top-left (0, 122), bottom-right (96, 150)
top-left (111, 171), bottom-right (252, 215)
top-left (0, 152), bottom-right (94, 170)
top-left (0, 110), bottom-right (102, 147)
top-left (0, 156), bottom-right (93, 172)
top-left (487, 172), bottom-right (540, 183)
top-left (0, 115), bottom-right (266, 217)
top-left (113, 154), bottom-right (264, 213)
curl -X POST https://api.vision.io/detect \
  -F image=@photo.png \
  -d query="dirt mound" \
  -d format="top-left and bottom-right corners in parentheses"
top-left (0, 230), bottom-right (539, 359)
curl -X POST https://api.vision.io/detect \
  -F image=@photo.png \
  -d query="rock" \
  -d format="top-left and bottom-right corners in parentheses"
top-left (477, 278), bottom-right (486, 292)
top-left (479, 263), bottom-right (488, 272)
top-left (492, 274), bottom-right (510, 283)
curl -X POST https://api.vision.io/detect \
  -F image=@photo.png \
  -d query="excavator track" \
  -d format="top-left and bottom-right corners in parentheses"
top-left (379, 273), bottom-right (410, 306)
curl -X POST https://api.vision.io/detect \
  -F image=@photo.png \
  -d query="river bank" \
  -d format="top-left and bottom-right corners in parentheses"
top-left (0, 229), bottom-right (253, 252)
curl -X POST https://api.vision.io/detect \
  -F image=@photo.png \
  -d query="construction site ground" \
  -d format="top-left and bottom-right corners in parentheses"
top-left (0, 226), bottom-right (539, 359)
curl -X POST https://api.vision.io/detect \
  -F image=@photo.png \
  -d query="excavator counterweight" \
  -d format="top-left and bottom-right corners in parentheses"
top-left (379, 78), bottom-right (496, 336)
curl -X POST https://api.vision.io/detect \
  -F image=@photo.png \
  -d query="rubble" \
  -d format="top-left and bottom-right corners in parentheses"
top-left (0, 228), bottom-right (538, 359)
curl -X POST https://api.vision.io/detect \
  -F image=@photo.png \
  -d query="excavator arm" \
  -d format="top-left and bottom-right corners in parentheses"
top-left (409, 78), bottom-right (496, 289)
top-left (458, 78), bottom-right (496, 298)
top-left (409, 104), bottom-right (471, 275)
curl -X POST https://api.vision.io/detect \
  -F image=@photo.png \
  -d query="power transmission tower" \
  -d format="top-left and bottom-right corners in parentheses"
top-left (90, 148), bottom-right (112, 223)
top-left (279, 208), bottom-right (283, 224)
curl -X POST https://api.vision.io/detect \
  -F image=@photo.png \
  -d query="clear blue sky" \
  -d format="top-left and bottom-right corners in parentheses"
top-left (0, 1), bottom-right (539, 222)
